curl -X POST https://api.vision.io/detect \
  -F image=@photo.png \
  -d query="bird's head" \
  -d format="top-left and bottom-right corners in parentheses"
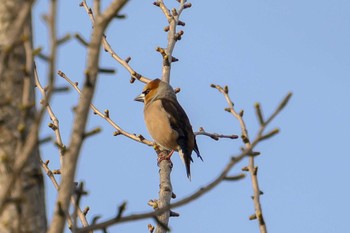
top-left (134, 79), bottom-right (175, 105)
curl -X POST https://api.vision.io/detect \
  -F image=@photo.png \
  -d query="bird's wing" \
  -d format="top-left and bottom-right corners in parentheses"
top-left (160, 98), bottom-right (194, 179)
top-left (160, 98), bottom-right (202, 158)
top-left (160, 99), bottom-right (192, 150)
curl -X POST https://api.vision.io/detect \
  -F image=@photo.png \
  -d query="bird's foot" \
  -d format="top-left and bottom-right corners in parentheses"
top-left (157, 150), bottom-right (174, 166)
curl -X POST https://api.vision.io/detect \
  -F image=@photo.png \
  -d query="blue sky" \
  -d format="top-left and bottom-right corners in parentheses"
top-left (33, 1), bottom-right (350, 232)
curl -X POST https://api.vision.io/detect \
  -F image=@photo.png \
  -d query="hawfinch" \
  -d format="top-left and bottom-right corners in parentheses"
top-left (135, 79), bottom-right (202, 180)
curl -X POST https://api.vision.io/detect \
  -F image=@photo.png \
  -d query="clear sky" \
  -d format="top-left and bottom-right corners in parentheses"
top-left (33, 0), bottom-right (350, 232)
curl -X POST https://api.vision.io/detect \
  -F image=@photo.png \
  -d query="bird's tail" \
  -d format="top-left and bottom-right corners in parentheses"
top-left (179, 149), bottom-right (192, 181)
top-left (194, 138), bottom-right (203, 161)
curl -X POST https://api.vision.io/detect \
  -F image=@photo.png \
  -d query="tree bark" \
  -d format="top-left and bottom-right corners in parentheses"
top-left (0, 1), bottom-right (47, 232)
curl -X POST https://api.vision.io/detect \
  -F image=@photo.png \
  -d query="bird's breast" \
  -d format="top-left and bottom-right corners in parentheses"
top-left (144, 100), bottom-right (179, 150)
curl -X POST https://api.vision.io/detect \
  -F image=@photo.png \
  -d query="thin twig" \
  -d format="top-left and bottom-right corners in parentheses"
top-left (58, 70), bottom-right (153, 146)
top-left (80, 0), bottom-right (150, 83)
top-left (195, 127), bottom-right (238, 141)
top-left (35, 65), bottom-right (66, 165)
top-left (40, 160), bottom-right (91, 232)
top-left (47, 0), bottom-right (58, 100)
top-left (212, 84), bottom-right (266, 232)
top-left (157, 0), bottom-right (187, 83)
top-left (212, 84), bottom-right (292, 233)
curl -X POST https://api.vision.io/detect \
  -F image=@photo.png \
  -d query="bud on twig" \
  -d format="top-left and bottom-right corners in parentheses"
top-left (184, 3), bottom-right (192, 8)
top-left (255, 102), bottom-right (264, 125)
top-left (125, 56), bottom-right (131, 63)
top-left (249, 214), bottom-right (257, 220)
top-left (259, 128), bottom-right (280, 141)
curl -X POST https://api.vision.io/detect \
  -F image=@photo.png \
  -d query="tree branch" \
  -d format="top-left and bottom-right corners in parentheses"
top-left (47, 1), bottom-right (127, 233)
top-left (58, 70), bottom-right (153, 146)
top-left (195, 127), bottom-right (239, 141)
top-left (156, 0), bottom-right (187, 83)
top-left (153, 1), bottom-right (190, 232)
top-left (35, 64), bottom-right (66, 166)
top-left (212, 84), bottom-right (292, 233)
top-left (80, 0), bottom-right (150, 84)
top-left (40, 160), bottom-right (91, 232)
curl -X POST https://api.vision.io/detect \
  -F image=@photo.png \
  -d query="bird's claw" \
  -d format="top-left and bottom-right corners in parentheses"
top-left (157, 150), bottom-right (174, 166)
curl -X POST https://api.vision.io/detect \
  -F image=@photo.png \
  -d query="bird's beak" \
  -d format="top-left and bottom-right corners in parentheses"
top-left (134, 93), bottom-right (145, 102)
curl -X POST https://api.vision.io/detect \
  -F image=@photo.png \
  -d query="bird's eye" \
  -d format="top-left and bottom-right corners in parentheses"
top-left (143, 89), bottom-right (150, 95)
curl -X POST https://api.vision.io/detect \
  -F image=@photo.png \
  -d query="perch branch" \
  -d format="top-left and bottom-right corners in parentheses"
top-left (153, 1), bottom-right (190, 232)
top-left (78, 133), bottom-right (258, 233)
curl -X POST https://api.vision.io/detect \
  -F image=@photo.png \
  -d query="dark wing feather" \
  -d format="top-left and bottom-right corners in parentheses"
top-left (160, 98), bottom-right (195, 178)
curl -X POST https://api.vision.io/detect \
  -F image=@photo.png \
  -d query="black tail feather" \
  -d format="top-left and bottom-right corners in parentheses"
top-left (194, 137), bottom-right (203, 161)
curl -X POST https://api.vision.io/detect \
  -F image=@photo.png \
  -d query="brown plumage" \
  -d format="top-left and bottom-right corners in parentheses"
top-left (135, 79), bottom-right (202, 180)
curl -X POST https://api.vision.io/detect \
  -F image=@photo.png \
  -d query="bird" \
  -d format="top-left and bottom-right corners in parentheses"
top-left (135, 78), bottom-right (202, 180)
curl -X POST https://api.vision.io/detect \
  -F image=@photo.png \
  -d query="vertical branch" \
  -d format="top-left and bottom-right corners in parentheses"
top-left (153, 1), bottom-right (189, 232)
top-left (36, 64), bottom-right (91, 231)
top-left (155, 151), bottom-right (173, 233)
top-left (47, 1), bottom-right (127, 233)
top-left (211, 84), bottom-right (268, 233)
top-left (48, 0), bottom-right (57, 85)
top-left (45, 0), bottom-right (59, 103)
top-left (157, 0), bottom-right (187, 84)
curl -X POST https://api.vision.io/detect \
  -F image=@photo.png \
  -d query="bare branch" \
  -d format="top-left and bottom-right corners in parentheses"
top-left (264, 92), bottom-right (292, 127)
top-left (58, 70), bottom-right (153, 146)
top-left (212, 84), bottom-right (292, 233)
top-left (195, 127), bottom-right (238, 141)
top-left (151, 1), bottom-right (192, 232)
top-left (47, 1), bottom-right (128, 233)
top-left (56, 33), bottom-right (71, 46)
top-left (212, 83), bottom-right (267, 232)
top-left (44, 0), bottom-right (59, 105)
top-left (255, 103), bottom-right (264, 125)
top-left (78, 144), bottom-right (251, 233)
top-left (40, 160), bottom-right (91, 232)
top-left (157, 0), bottom-right (188, 83)
top-left (35, 65), bottom-right (66, 166)
top-left (74, 33), bottom-right (89, 47)
top-left (80, 0), bottom-right (151, 83)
